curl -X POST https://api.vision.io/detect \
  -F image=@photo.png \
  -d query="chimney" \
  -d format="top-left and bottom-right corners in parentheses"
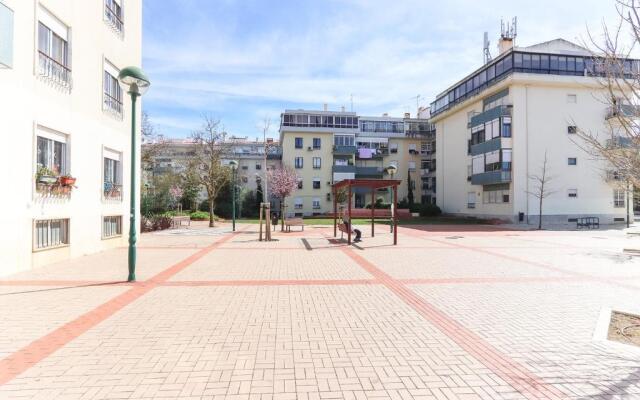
top-left (341, 106), bottom-right (345, 112)
top-left (404, 112), bottom-right (411, 119)
top-left (323, 103), bottom-right (328, 111)
top-left (498, 37), bottom-right (513, 54)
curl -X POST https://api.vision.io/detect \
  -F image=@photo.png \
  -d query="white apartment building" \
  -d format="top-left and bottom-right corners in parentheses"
top-left (0, 0), bottom-right (142, 276)
top-left (430, 38), bottom-right (635, 225)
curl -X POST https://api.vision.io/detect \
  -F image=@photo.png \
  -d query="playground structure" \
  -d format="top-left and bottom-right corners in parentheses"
top-left (331, 179), bottom-right (401, 245)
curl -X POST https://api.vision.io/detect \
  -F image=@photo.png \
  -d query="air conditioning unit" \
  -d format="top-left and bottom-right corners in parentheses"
top-left (307, 146), bottom-right (313, 151)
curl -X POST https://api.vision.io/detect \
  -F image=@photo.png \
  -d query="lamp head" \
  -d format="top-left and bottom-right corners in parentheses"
top-left (385, 165), bottom-right (398, 176)
top-left (228, 160), bottom-right (239, 171)
top-left (118, 66), bottom-right (150, 95)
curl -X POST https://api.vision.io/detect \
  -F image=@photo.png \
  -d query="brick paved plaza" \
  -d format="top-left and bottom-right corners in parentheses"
top-left (1, 222), bottom-right (639, 399)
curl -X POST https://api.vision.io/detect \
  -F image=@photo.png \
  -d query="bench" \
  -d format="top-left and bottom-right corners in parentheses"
top-left (171, 216), bottom-right (191, 229)
top-left (337, 223), bottom-right (354, 239)
top-left (284, 218), bottom-right (305, 232)
top-left (577, 217), bottom-right (599, 229)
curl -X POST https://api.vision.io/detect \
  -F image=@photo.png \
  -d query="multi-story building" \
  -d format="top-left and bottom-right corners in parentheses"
top-left (430, 37), bottom-right (636, 225)
top-left (279, 108), bottom-right (431, 216)
top-left (144, 137), bottom-right (282, 204)
top-left (0, 0), bottom-right (142, 276)
top-left (417, 107), bottom-right (437, 204)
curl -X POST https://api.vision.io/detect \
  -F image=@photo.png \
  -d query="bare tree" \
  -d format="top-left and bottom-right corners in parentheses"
top-left (575, 0), bottom-right (640, 187)
top-left (141, 112), bottom-right (166, 169)
top-left (189, 116), bottom-right (232, 227)
top-left (527, 151), bottom-right (555, 230)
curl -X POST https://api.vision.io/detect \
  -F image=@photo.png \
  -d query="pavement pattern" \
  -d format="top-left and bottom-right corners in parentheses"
top-left (1, 222), bottom-right (639, 399)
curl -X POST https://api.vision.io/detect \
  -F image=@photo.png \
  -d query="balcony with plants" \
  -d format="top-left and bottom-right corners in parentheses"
top-left (35, 166), bottom-right (76, 197)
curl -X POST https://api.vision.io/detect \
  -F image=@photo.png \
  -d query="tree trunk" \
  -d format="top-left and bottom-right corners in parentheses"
top-left (280, 199), bottom-right (285, 232)
top-left (209, 198), bottom-right (215, 227)
top-left (538, 196), bottom-right (543, 230)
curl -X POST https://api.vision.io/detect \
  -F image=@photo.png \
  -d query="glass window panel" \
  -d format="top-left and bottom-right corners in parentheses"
top-left (566, 57), bottom-right (576, 71)
top-left (38, 23), bottom-right (50, 54)
top-left (576, 57), bottom-right (584, 73)
top-left (531, 54), bottom-right (540, 69)
top-left (523, 54), bottom-right (531, 69)
top-left (541, 54), bottom-right (550, 69)
top-left (514, 53), bottom-right (523, 68)
top-left (558, 56), bottom-right (567, 71)
top-left (550, 56), bottom-right (559, 70)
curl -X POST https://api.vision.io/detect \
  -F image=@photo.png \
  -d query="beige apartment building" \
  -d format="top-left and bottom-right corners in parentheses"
top-left (430, 37), bottom-right (635, 225)
top-left (279, 109), bottom-right (433, 217)
top-left (0, 0), bottom-right (141, 276)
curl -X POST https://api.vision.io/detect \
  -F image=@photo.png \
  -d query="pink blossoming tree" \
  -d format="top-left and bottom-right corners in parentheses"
top-left (267, 167), bottom-right (299, 231)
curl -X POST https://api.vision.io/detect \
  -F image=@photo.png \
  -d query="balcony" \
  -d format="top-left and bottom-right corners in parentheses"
top-left (355, 166), bottom-right (384, 178)
top-left (470, 137), bottom-right (502, 156)
top-left (356, 148), bottom-right (388, 159)
top-left (606, 137), bottom-right (635, 148)
top-left (469, 105), bottom-right (512, 129)
top-left (333, 145), bottom-right (357, 155)
top-left (38, 51), bottom-right (71, 88)
top-left (332, 165), bottom-right (356, 174)
top-left (606, 104), bottom-right (639, 120)
top-left (105, 3), bottom-right (124, 33)
top-left (103, 93), bottom-right (123, 116)
top-left (104, 183), bottom-right (123, 201)
top-left (471, 170), bottom-right (512, 185)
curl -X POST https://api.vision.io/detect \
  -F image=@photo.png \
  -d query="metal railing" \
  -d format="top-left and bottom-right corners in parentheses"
top-left (105, 4), bottom-right (124, 32)
top-left (104, 93), bottom-right (123, 115)
top-left (104, 183), bottom-right (123, 201)
top-left (38, 51), bottom-right (71, 87)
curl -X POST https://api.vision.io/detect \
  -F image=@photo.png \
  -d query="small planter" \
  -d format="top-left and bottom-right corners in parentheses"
top-left (60, 176), bottom-right (76, 186)
top-left (38, 175), bottom-right (58, 185)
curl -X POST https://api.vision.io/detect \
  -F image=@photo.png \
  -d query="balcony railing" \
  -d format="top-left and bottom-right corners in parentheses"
top-left (38, 51), bottom-right (71, 87)
top-left (355, 166), bottom-right (384, 178)
top-left (471, 170), bottom-right (512, 185)
top-left (333, 145), bottom-right (357, 154)
top-left (469, 105), bottom-right (512, 129)
top-left (606, 104), bottom-right (639, 120)
top-left (105, 4), bottom-right (124, 33)
top-left (104, 182), bottom-right (123, 201)
top-left (103, 93), bottom-right (123, 116)
top-left (470, 137), bottom-right (502, 156)
top-left (332, 165), bottom-right (356, 174)
top-left (606, 137), bottom-right (634, 148)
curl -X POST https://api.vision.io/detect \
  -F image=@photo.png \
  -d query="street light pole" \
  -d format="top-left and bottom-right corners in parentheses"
top-left (229, 160), bottom-right (238, 232)
top-left (118, 66), bottom-right (150, 282)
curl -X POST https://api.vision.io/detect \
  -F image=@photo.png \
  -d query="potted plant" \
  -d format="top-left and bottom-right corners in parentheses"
top-left (36, 166), bottom-right (57, 184)
top-left (59, 174), bottom-right (76, 186)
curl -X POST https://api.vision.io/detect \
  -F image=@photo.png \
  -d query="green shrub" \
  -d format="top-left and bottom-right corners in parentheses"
top-left (419, 203), bottom-right (442, 217)
top-left (190, 211), bottom-right (212, 221)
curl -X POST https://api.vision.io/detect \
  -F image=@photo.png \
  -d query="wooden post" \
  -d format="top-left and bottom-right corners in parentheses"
top-left (333, 186), bottom-right (337, 237)
top-left (393, 185), bottom-right (398, 245)
top-left (258, 203), bottom-right (264, 241)
top-left (347, 184), bottom-right (352, 245)
top-left (371, 186), bottom-right (375, 237)
top-left (265, 203), bottom-right (271, 241)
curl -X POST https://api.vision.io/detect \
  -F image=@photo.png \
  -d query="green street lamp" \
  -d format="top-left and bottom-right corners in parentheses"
top-left (118, 66), bottom-right (150, 282)
top-left (229, 160), bottom-right (238, 232)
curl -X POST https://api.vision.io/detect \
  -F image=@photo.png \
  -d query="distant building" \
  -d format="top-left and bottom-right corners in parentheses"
top-left (430, 37), bottom-right (636, 225)
top-left (279, 108), bottom-right (434, 217)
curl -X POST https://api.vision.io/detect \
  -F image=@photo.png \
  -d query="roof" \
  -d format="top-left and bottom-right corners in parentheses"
top-left (517, 38), bottom-right (591, 56)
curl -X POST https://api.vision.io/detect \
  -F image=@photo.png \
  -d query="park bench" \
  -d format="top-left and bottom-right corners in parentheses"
top-left (284, 218), bottom-right (305, 232)
top-left (171, 216), bottom-right (191, 229)
top-left (576, 217), bottom-right (599, 229)
top-left (337, 223), bottom-right (354, 239)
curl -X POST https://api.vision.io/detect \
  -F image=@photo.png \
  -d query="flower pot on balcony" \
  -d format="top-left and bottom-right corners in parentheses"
top-left (60, 176), bottom-right (76, 186)
top-left (38, 175), bottom-right (58, 185)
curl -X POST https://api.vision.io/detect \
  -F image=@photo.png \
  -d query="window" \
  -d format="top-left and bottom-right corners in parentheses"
top-left (408, 161), bottom-right (416, 171)
top-left (297, 178), bottom-right (303, 189)
top-left (567, 126), bottom-right (577, 134)
top-left (408, 143), bottom-right (418, 153)
top-left (313, 178), bottom-right (321, 189)
top-left (104, 0), bottom-right (124, 33)
top-left (34, 218), bottom-right (69, 250)
top-left (295, 157), bottom-right (303, 168)
top-left (294, 198), bottom-right (303, 209)
top-left (567, 94), bottom-right (577, 103)
top-left (37, 10), bottom-right (70, 86)
top-left (568, 189), bottom-right (578, 198)
top-left (242, 165), bottom-right (248, 170)
top-left (103, 61), bottom-right (122, 115)
top-left (467, 192), bottom-right (476, 209)
top-left (102, 216), bottom-right (122, 238)
top-left (255, 164), bottom-right (262, 170)
top-left (312, 198), bottom-right (321, 209)
top-left (502, 117), bottom-right (512, 137)
top-left (312, 157), bottom-right (321, 169)
top-left (0, 2), bottom-right (14, 68)
top-left (614, 189), bottom-right (625, 207)
top-left (390, 143), bottom-right (398, 153)
top-left (295, 137), bottom-right (303, 149)
top-left (37, 134), bottom-right (67, 175)
top-left (103, 151), bottom-right (122, 200)
top-left (568, 158), bottom-right (577, 166)
top-left (313, 138), bottom-right (321, 149)
top-left (483, 184), bottom-right (510, 204)
top-left (334, 135), bottom-right (355, 147)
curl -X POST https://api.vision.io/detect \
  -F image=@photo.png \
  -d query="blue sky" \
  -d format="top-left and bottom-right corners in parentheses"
top-left (142, 0), bottom-right (620, 140)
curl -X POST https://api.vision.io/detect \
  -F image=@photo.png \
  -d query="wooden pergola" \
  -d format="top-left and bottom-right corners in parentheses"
top-left (332, 179), bottom-right (401, 245)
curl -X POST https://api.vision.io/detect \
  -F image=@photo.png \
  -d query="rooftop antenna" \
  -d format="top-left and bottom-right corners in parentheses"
top-left (409, 94), bottom-right (421, 116)
top-left (483, 31), bottom-right (492, 64)
top-left (350, 94), bottom-right (354, 112)
top-left (500, 16), bottom-right (518, 43)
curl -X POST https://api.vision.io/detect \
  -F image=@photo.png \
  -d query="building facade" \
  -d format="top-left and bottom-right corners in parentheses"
top-left (279, 109), bottom-right (432, 217)
top-left (0, 0), bottom-right (142, 276)
top-left (430, 38), bottom-right (636, 225)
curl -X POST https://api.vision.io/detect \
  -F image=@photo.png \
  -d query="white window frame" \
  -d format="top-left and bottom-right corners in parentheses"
top-left (33, 218), bottom-right (70, 251)
top-left (37, 6), bottom-right (71, 86)
top-left (567, 189), bottom-right (578, 198)
top-left (294, 197), bottom-right (303, 209)
top-left (103, 147), bottom-right (123, 201)
top-left (614, 189), bottom-right (625, 207)
top-left (312, 198), bottom-right (321, 209)
top-left (312, 157), bottom-right (321, 169)
top-left (36, 126), bottom-right (69, 176)
top-left (467, 192), bottom-right (476, 209)
top-left (104, 0), bottom-right (124, 35)
top-left (103, 58), bottom-right (123, 117)
top-left (102, 215), bottom-right (123, 239)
